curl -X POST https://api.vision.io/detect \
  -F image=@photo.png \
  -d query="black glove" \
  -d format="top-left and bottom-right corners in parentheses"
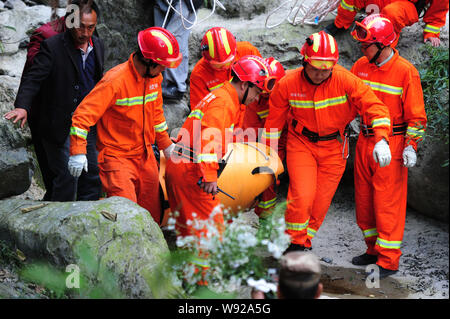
top-left (324, 22), bottom-right (345, 37)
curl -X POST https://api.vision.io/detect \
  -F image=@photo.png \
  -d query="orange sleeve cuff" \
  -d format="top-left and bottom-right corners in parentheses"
top-left (156, 131), bottom-right (173, 151)
top-left (424, 32), bottom-right (440, 39)
top-left (374, 128), bottom-right (390, 144)
top-left (69, 136), bottom-right (87, 156)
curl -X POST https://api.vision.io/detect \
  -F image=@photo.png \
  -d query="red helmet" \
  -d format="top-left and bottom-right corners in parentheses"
top-left (138, 27), bottom-right (182, 68)
top-left (232, 55), bottom-right (276, 92)
top-left (300, 31), bottom-right (339, 70)
top-left (265, 57), bottom-right (286, 81)
top-left (201, 27), bottom-right (237, 69)
top-left (351, 14), bottom-right (396, 46)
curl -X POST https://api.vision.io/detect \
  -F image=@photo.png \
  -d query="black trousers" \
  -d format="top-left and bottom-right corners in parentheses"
top-left (41, 126), bottom-right (101, 201)
top-left (29, 119), bottom-right (54, 201)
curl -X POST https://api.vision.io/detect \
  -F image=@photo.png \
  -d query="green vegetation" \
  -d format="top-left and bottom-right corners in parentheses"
top-left (155, 203), bottom-right (290, 297)
top-left (418, 45), bottom-right (449, 166)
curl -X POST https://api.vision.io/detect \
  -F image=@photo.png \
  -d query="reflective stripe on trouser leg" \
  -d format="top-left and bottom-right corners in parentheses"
top-left (255, 184), bottom-right (277, 218)
top-left (285, 138), bottom-right (317, 247)
top-left (307, 144), bottom-right (346, 237)
top-left (373, 138), bottom-right (408, 270)
top-left (285, 133), bottom-right (346, 247)
top-left (354, 136), bottom-right (378, 255)
top-left (355, 134), bottom-right (408, 270)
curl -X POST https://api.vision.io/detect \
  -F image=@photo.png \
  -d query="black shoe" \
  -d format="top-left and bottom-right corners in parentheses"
top-left (366, 265), bottom-right (398, 279)
top-left (351, 253), bottom-right (378, 266)
top-left (323, 22), bottom-right (345, 37)
top-left (283, 243), bottom-right (312, 255)
top-left (162, 86), bottom-right (184, 100)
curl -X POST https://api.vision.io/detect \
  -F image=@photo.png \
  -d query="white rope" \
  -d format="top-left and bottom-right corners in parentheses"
top-left (266, 0), bottom-right (340, 29)
top-left (162, 0), bottom-right (226, 30)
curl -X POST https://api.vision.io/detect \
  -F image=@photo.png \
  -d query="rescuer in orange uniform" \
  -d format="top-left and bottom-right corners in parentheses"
top-left (324, 0), bottom-right (448, 47)
top-left (350, 14), bottom-right (427, 278)
top-left (240, 57), bottom-right (287, 218)
top-left (166, 56), bottom-right (275, 273)
top-left (263, 31), bottom-right (392, 253)
top-left (68, 27), bottom-right (181, 224)
top-left (189, 27), bottom-right (261, 109)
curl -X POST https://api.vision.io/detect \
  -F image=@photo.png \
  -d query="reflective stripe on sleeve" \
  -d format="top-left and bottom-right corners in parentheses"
top-left (70, 126), bottom-right (88, 139)
top-left (371, 117), bottom-right (391, 128)
top-left (154, 121), bottom-right (168, 133)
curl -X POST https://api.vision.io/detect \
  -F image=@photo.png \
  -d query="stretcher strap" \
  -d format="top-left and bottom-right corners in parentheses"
top-left (361, 123), bottom-right (407, 137)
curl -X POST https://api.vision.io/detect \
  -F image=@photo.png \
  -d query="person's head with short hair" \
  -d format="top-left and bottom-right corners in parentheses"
top-left (278, 251), bottom-right (323, 299)
top-left (66, 0), bottom-right (100, 47)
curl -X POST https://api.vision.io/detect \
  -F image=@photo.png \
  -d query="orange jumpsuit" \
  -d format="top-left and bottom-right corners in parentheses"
top-left (351, 49), bottom-right (426, 270)
top-left (70, 54), bottom-right (172, 223)
top-left (166, 81), bottom-right (243, 277)
top-left (166, 81), bottom-right (244, 235)
top-left (239, 95), bottom-right (287, 218)
top-left (335, 0), bottom-right (448, 46)
top-left (263, 65), bottom-right (391, 248)
top-left (189, 41), bottom-right (261, 109)
top-left (235, 41), bottom-right (262, 60)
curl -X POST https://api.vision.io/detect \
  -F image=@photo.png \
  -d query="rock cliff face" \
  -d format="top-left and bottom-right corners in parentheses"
top-left (0, 1), bottom-right (448, 222)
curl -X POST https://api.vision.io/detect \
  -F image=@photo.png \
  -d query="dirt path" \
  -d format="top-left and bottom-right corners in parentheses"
top-left (306, 184), bottom-right (449, 299)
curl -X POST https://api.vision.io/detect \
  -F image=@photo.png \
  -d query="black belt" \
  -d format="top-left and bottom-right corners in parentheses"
top-left (292, 119), bottom-right (340, 143)
top-left (361, 123), bottom-right (407, 137)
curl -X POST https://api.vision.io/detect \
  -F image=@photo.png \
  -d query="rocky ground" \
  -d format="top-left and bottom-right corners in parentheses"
top-left (3, 171), bottom-right (448, 300)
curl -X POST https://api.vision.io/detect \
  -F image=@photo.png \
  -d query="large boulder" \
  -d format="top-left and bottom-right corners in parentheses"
top-left (0, 76), bottom-right (33, 199)
top-left (96, 0), bottom-right (154, 71)
top-left (0, 196), bottom-right (182, 298)
top-left (407, 138), bottom-right (449, 222)
top-left (0, 5), bottom-right (52, 54)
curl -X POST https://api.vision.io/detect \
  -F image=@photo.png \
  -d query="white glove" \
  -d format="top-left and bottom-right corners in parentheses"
top-left (349, 116), bottom-right (360, 134)
top-left (68, 154), bottom-right (88, 178)
top-left (373, 138), bottom-right (391, 168)
top-left (163, 143), bottom-right (175, 159)
top-left (402, 145), bottom-right (417, 168)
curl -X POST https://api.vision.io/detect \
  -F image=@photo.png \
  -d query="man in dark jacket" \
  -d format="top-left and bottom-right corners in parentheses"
top-left (4, 0), bottom-right (104, 201)
top-left (17, 15), bottom-right (66, 201)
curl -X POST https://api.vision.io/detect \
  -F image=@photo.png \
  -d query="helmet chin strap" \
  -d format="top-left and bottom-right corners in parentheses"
top-left (369, 43), bottom-right (385, 64)
top-left (135, 52), bottom-right (159, 78)
top-left (242, 85), bottom-right (250, 105)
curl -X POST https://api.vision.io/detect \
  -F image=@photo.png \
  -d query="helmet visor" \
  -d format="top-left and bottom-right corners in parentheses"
top-left (154, 52), bottom-right (182, 68)
top-left (309, 59), bottom-right (335, 70)
top-left (262, 76), bottom-right (277, 93)
top-left (351, 21), bottom-right (371, 42)
top-left (208, 54), bottom-right (235, 70)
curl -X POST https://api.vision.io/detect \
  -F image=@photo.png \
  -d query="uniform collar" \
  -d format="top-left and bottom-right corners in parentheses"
top-left (375, 48), bottom-right (399, 70)
top-left (128, 53), bottom-right (144, 82)
top-left (222, 80), bottom-right (240, 108)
